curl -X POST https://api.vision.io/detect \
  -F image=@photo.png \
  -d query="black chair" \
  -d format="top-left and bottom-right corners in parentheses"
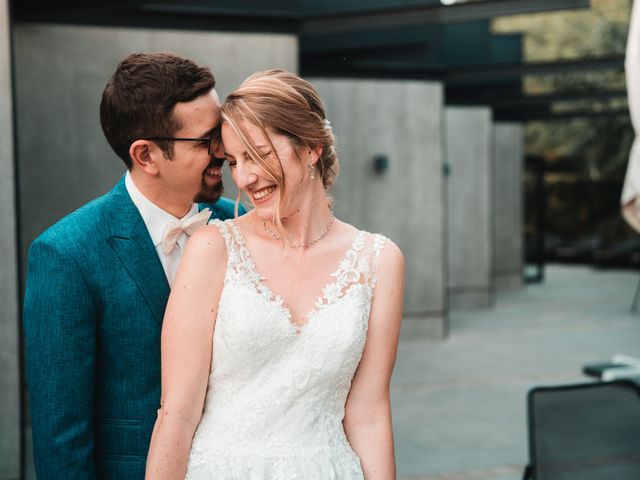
top-left (522, 380), bottom-right (640, 480)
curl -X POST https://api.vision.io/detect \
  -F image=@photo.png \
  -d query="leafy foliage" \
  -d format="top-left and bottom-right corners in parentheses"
top-left (494, 0), bottom-right (638, 257)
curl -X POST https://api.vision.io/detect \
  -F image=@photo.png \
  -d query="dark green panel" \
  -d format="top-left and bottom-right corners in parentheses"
top-left (302, 0), bottom-right (442, 15)
top-left (15, 0), bottom-right (300, 18)
top-left (301, 18), bottom-right (523, 85)
top-left (491, 34), bottom-right (522, 63)
top-left (301, 24), bottom-right (440, 57)
top-left (441, 21), bottom-right (491, 66)
top-left (134, 0), bottom-right (299, 17)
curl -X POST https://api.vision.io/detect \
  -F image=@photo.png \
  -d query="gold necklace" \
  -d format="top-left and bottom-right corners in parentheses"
top-left (263, 210), bottom-right (335, 248)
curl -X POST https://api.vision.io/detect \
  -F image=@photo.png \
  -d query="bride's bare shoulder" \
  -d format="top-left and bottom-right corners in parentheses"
top-left (331, 218), bottom-right (360, 239)
top-left (183, 221), bottom-right (229, 266)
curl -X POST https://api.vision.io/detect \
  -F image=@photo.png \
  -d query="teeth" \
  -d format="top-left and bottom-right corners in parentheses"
top-left (253, 186), bottom-right (276, 200)
top-left (205, 167), bottom-right (222, 177)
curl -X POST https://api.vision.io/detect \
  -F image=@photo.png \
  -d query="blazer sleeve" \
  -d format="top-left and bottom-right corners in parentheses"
top-left (23, 236), bottom-right (98, 480)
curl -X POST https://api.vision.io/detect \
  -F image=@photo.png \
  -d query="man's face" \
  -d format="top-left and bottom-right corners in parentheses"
top-left (159, 90), bottom-right (224, 205)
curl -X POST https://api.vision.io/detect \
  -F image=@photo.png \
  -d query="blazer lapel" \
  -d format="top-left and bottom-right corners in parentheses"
top-left (106, 178), bottom-right (170, 323)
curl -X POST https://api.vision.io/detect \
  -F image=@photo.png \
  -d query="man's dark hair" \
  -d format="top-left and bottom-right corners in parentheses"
top-left (100, 52), bottom-right (216, 168)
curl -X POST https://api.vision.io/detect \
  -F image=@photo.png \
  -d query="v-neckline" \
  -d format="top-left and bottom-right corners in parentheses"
top-left (228, 221), bottom-right (365, 333)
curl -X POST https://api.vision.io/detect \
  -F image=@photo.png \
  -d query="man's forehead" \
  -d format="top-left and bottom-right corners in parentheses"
top-left (172, 90), bottom-right (220, 135)
top-left (175, 90), bottom-right (219, 115)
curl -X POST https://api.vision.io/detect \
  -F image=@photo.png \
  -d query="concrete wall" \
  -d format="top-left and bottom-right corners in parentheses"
top-left (493, 122), bottom-right (523, 290)
top-left (14, 23), bottom-right (298, 262)
top-left (312, 79), bottom-right (447, 338)
top-left (445, 107), bottom-right (493, 309)
top-left (0, 0), bottom-right (20, 477)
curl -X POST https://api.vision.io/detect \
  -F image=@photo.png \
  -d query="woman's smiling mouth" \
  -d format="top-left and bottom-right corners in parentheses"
top-left (251, 185), bottom-right (276, 203)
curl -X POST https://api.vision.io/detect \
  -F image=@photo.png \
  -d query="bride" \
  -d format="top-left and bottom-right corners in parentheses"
top-left (146, 70), bottom-right (404, 479)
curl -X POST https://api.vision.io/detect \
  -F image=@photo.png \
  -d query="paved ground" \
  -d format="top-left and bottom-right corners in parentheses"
top-left (25, 265), bottom-right (640, 479)
top-left (393, 265), bottom-right (640, 480)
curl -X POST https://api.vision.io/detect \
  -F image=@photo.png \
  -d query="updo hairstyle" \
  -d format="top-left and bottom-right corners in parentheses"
top-left (221, 69), bottom-right (339, 207)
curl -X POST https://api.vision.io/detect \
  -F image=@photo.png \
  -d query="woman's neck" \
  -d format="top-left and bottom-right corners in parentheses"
top-left (271, 184), bottom-right (333, 248)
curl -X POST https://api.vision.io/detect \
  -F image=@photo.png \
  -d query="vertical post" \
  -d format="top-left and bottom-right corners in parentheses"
top-left (445, 106), bottom-right (494, 309)
top-left (526, 155), bottom-right (546, 283)
top-left (0, 0), bottom-right (21, 475)
top-left (493, 123), bottom-right (524, 290)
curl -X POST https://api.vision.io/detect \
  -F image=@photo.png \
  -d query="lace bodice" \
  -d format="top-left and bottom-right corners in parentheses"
top-left (185, 219), bottom-right (388, 480)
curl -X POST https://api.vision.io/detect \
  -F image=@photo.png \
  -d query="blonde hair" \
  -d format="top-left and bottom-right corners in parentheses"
top-left (221, 69), bottom-right (339, 228)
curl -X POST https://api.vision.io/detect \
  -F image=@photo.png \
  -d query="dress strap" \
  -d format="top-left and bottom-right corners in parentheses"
top-left (209, 219), bottom-right (232, 252)
top-left (209, 219), bottom-right (242, 282)
top-left (213, 220), bottom-right (282, 302)
top-left (314, 230), bottom-right (388, 308)
top-left (366, 233), bottom-right (389, 291)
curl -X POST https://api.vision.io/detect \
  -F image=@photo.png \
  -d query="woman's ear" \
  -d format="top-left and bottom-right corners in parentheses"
top-left (129, 140), bottom-right (160, 175)
top-left (309, 144), bottom-right (323, 166)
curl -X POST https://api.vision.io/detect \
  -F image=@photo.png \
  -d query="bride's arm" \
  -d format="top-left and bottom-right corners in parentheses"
top-left (146, 225), bottom-right (227, 479)
top-left (343, 240), bottom-right (404, 480)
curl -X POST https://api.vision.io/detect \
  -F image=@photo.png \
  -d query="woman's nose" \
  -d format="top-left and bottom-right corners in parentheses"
top-left (234, 164), bottom-right (258, 189)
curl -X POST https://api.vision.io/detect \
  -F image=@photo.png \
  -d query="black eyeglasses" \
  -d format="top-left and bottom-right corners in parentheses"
top-left (146, 131), bottom-right (221, 156)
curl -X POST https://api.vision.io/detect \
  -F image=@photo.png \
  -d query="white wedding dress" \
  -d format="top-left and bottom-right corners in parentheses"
top-left (185, 219), bottom-right (388, 480)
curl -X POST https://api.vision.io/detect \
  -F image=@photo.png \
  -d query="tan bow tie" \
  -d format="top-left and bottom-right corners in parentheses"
top-left (161, 208), bottom-right (211, 254)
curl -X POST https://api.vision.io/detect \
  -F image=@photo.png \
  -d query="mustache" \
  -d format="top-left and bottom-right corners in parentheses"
top-left (206, 157), bottom-right (225, 169)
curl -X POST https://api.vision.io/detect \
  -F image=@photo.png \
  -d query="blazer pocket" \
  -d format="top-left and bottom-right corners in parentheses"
top-left (97, 417), bottom-right (143, 427)
top-left (97, 453), bottom-right (146, 462)
top-left (95, 418), bottom-right (148, 458)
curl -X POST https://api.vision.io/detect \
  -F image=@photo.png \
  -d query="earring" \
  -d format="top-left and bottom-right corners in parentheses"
top-left (308, 152), bottom-right (316, 180)
top-left (309, 159), bottom-right (315, 180)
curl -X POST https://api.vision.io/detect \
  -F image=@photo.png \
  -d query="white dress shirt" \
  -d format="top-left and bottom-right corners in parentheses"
top-left (125, 172), bottom-right (199, 286)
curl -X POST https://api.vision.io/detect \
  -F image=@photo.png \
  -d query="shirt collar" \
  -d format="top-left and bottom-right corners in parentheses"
top-left (125, 171), bottom-right (199, 248)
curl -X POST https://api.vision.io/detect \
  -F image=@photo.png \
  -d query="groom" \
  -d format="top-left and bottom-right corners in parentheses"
top-left (23, 52), bottom-right (243, 479)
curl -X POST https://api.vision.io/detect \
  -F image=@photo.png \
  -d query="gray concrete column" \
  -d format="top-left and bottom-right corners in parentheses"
top-left (312, 79), bottom-right (447, 339)
top-left (445, 107), bottom-right (493, 309)
top-left (493, 122), bottom-right (523, 290)
top-left (0, 0), bottom-right (20, 476)
top-left (14, 24), bottom-right (298, 261)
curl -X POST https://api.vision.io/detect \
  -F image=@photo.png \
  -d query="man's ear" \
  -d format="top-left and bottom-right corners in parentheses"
top-left (129, 140), bottom-right (159, 175)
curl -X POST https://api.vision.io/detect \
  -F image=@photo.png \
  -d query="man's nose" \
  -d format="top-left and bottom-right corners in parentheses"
top-left (212, 138), bottom-right (225, 159)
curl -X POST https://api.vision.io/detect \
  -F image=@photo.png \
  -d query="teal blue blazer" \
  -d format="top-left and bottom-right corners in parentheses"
top-left (23, 177), bottom-right (244, 479)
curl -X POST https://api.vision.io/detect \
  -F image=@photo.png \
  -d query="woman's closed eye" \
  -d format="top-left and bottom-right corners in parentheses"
top-left (257, 150), bottom-right (272, 161)
top-left (244, 152), bottom-right (261, 164)
top-left (224, 150), bottom-right (268, 169)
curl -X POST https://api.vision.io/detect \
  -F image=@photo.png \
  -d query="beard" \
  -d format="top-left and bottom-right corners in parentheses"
top-left (193, 179), bottom-right (224, 204)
